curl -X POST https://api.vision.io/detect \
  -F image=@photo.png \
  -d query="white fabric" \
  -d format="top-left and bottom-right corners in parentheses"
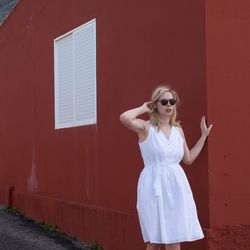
top-left (137, 122), bottom-right (204, 244)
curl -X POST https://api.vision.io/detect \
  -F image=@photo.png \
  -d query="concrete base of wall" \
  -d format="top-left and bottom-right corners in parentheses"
top-left (206, 225), bottom-right (250, 250)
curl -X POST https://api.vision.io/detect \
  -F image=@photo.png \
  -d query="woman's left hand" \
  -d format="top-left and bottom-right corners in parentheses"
top-left (200, 116), bottom-right (213, 138)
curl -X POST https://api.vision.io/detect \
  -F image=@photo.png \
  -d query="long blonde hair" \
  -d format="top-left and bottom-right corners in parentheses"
top-left (149, 84), bottom-right (181, 130)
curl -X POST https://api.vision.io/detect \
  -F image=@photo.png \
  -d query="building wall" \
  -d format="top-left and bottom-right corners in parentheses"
top-left (206, 0), bottom-right (250, 249)
top-left (0, 0), bottom-right (208, 249)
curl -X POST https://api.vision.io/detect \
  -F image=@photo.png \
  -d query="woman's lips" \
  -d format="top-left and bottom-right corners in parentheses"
top-left (165, 108), bottom-right (172, 113)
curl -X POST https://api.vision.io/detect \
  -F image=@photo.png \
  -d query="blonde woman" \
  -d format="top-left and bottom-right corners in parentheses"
top-left (120, 85), bottom-right (212, 250)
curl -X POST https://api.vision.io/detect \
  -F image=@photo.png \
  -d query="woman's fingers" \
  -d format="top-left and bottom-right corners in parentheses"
top-left (144, 101), bottom-right (154, 113)
top-left (208, 124), bottom-right (213, 133)
top-left (200, 116), bottom-right (207, 129)
top-left (201, 116), bottom-right (213, 136)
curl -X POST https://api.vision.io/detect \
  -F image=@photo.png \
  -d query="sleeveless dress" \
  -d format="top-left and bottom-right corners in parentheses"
top-left (136, 122), bottom-right (204, 244)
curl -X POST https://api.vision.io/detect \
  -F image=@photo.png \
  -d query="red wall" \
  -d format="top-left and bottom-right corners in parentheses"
top-left (206, 0), bottom-right (250, 249)
top-left (0, 1), bottom-right (208, 249)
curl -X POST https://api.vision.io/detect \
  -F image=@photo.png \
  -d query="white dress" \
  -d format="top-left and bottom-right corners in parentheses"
top-left (136, 122), bottom-right (204, 244)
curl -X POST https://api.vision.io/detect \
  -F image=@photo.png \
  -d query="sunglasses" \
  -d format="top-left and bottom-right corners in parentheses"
top-left (158, 99), bottom-right (176, 106)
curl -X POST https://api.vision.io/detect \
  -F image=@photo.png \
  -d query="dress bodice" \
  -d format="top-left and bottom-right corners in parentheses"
top-left (138, 122), bottom-right (184, 167)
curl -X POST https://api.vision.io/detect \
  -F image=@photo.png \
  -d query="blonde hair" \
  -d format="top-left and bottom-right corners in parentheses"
top-left (149, 84), bottom-right (181, 130)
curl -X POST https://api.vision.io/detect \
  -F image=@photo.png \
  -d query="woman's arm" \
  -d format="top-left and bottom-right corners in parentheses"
top-left (179, 116), bottom-right (213, 165)
top-left (120, 102), bottom-right (153, 138)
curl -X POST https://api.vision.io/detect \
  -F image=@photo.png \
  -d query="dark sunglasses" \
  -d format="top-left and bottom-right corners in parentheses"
top-left (158, 99), bottom-right (176, 106)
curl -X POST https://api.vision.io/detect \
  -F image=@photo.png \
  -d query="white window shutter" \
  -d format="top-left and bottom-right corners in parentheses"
top-left (55, 34), bottom-right (74, 126)
top-left (74, 22), bottom-right (96, 124)
top-left (54, 19), bottom-right (96, 129)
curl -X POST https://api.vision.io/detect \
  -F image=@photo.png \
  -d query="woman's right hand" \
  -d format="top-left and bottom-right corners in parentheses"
top-left (141, 102), bottom-right (154, 113)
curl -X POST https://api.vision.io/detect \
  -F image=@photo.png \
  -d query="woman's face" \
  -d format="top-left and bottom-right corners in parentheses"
top-left (156, 91), bottom-right (176, 118)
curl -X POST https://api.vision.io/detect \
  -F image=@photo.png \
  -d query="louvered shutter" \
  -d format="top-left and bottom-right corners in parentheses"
top-left (54, 19), bottom-right (96, 129)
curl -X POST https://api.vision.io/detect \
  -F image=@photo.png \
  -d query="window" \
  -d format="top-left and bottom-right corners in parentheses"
top-left (54, 19), bottom-right (96, 129)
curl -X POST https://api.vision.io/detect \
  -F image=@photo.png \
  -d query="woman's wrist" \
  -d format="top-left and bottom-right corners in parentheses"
top-left (140, 105), bottom-right (148, 113)
top-left (140, 104), bottom-right (149, 114)
top-left (200, 134), bottom-right (207, 141)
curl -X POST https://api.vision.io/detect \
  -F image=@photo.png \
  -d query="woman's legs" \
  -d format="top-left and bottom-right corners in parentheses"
top-left (145, 242), bottom-right (180, 250)
top-left (146, 243), bottom-right (161, 250)
top-left (164, 243), bottom-right (180, 250)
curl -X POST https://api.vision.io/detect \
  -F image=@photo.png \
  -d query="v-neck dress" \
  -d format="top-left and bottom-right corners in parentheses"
top-left (137, 122), bottom-right (204, 244)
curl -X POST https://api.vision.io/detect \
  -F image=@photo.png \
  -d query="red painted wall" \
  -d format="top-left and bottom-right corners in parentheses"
top-left (0, 0), bottom-right (209, 249)
top-left (206, 0), bottom-right (250, 249)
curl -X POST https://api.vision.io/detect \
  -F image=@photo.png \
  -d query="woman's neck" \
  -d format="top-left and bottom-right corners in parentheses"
top-left (159, 117), bottom-right (171, 127)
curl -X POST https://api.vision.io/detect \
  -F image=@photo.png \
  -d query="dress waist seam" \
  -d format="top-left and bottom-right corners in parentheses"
top-left (144, 163), bottom-right (180, 168)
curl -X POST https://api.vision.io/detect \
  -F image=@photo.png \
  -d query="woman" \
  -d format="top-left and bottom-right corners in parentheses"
top-left (120, 85), bottom-right (213, 250)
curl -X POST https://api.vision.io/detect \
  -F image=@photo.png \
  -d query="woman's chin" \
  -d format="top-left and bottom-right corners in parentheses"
top-left (159, 112), bottom-right (172, 118)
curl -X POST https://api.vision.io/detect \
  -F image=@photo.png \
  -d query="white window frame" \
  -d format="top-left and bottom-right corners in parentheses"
top-left (54, 18), bottom-right (97, 129)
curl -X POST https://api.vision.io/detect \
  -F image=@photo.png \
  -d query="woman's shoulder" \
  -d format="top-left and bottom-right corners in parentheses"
top-left (147, 120), bottom-right (159, 132)
top-left (175, 125), bottom-right (185, 140)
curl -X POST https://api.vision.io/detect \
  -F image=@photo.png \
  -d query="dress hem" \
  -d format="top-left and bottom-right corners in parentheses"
top-left (144, 235), bottom-right (205, 244)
